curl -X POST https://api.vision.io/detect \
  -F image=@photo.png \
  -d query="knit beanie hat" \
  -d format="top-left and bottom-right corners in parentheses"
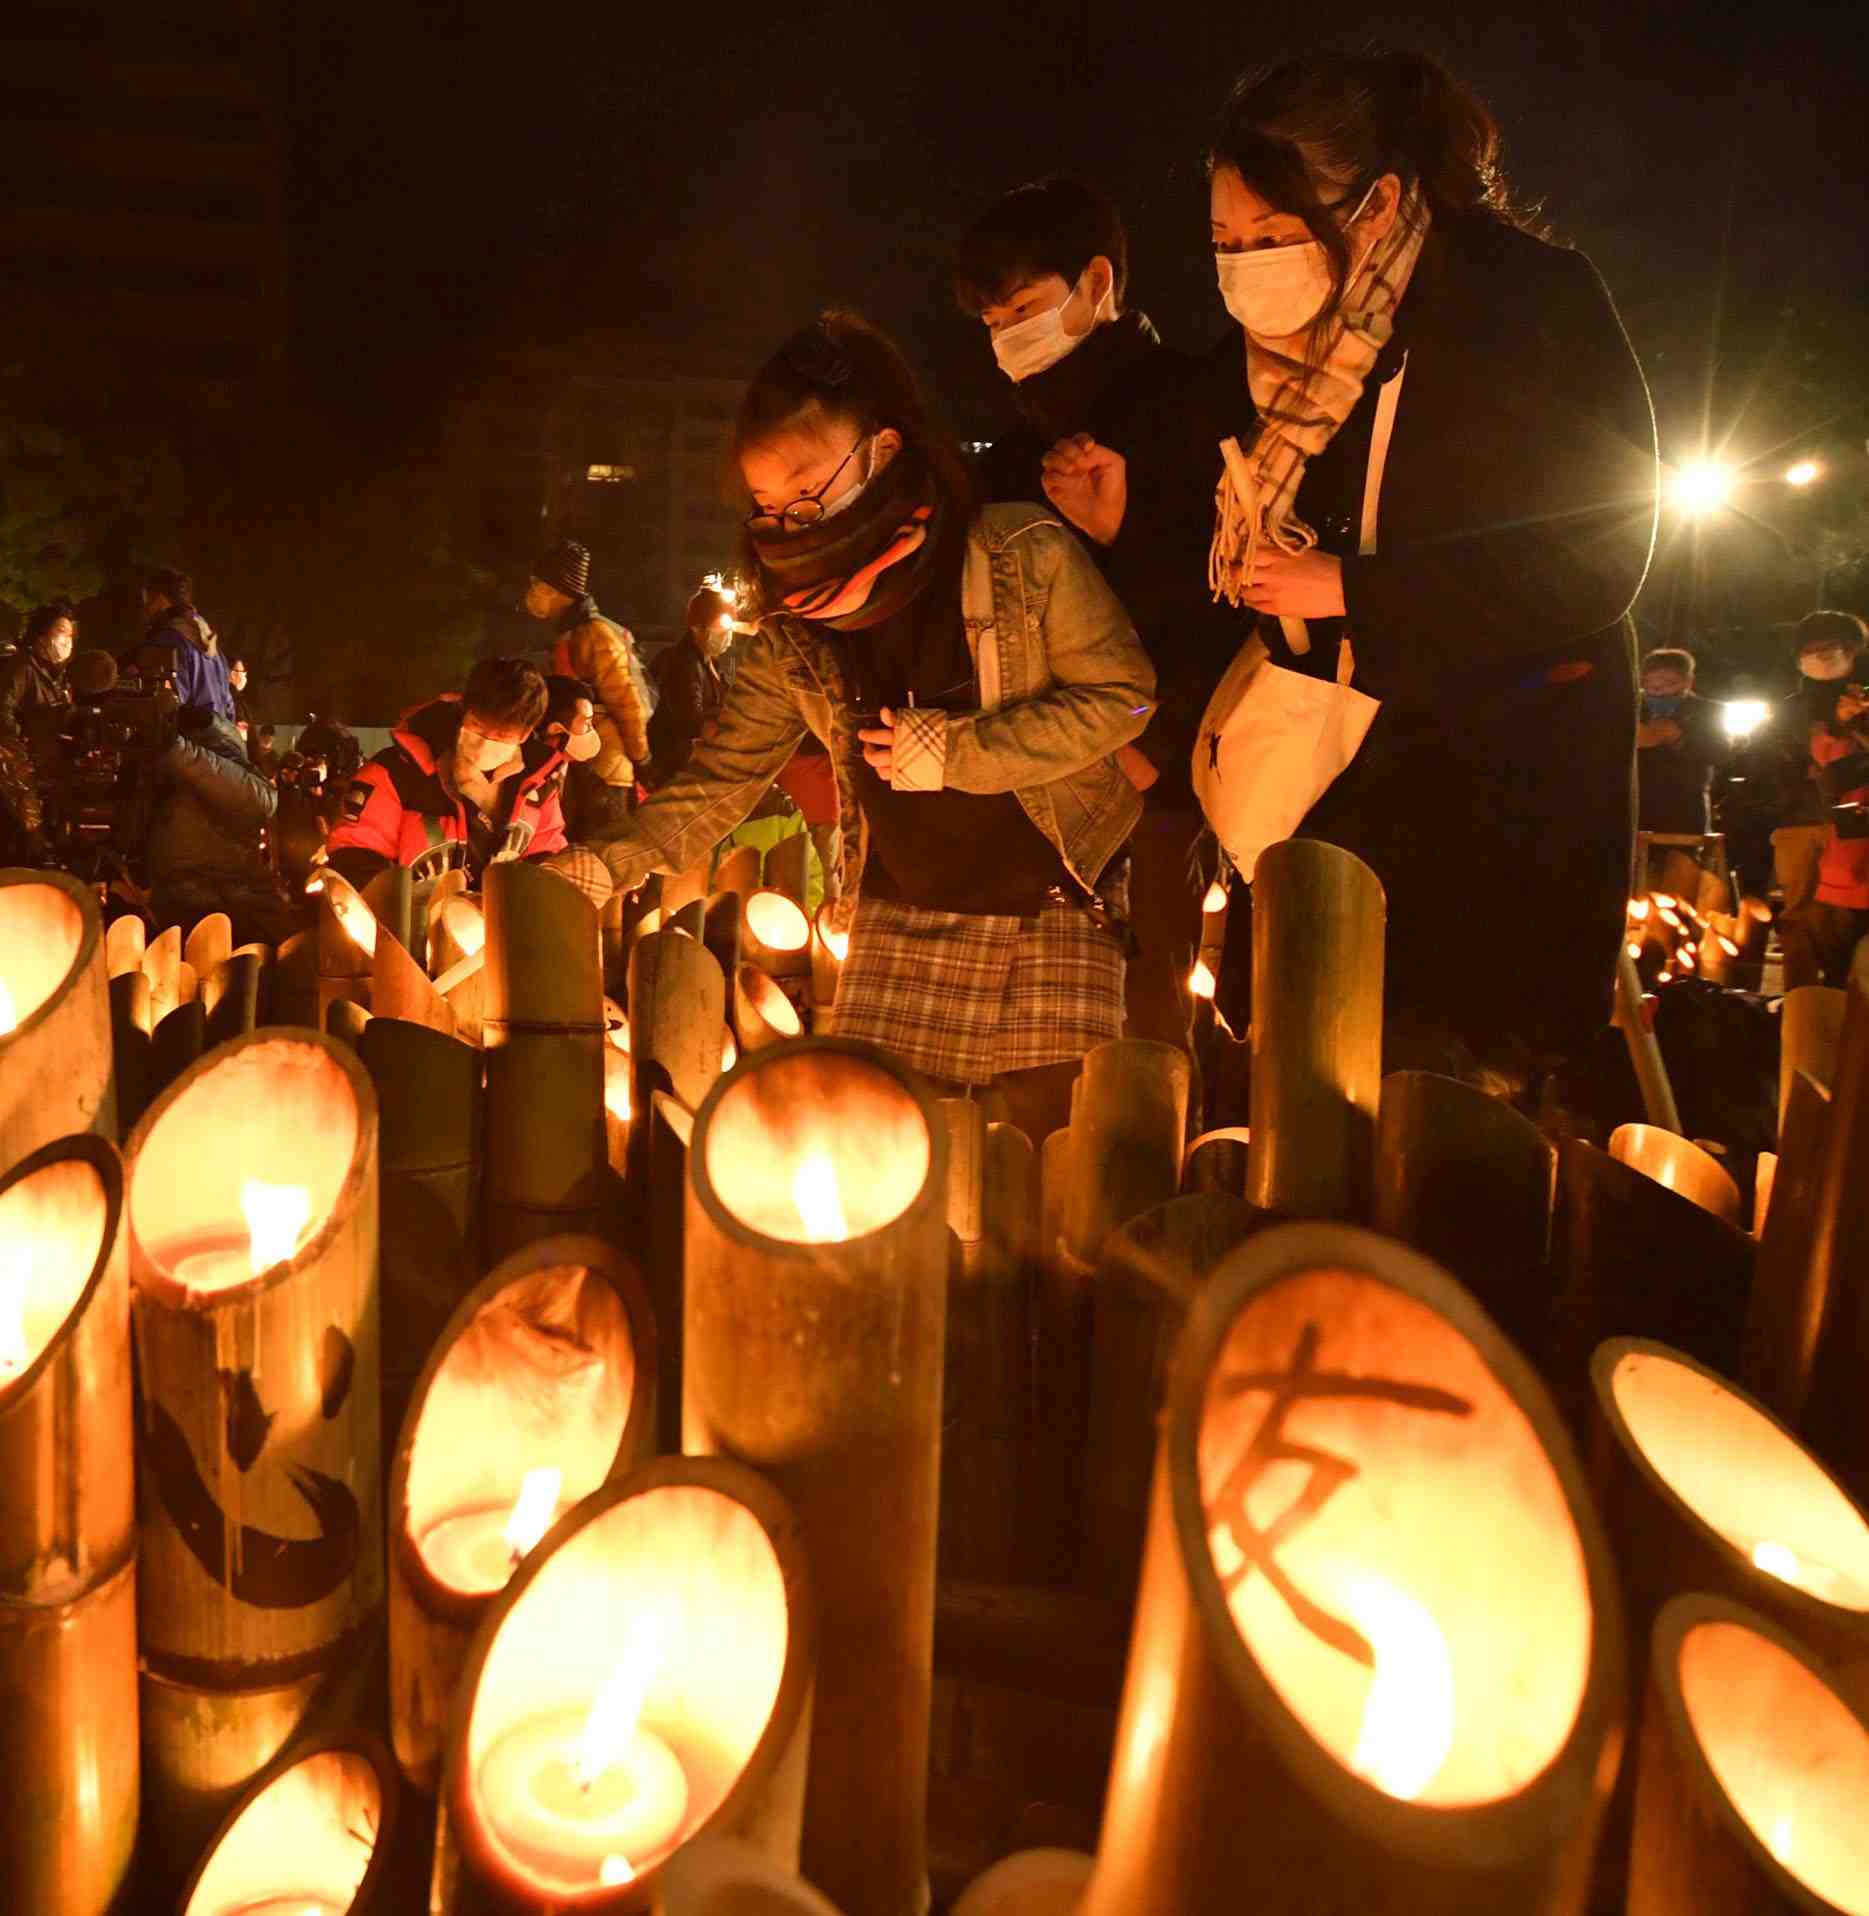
top-left (532, 539), bottom-right (591, 600)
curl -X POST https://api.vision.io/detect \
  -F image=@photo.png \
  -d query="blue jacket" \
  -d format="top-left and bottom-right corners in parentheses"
top-left (145, 608), bottom-right (235, 722)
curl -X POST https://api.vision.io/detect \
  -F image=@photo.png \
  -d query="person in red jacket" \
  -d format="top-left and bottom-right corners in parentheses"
top-left (1809, 679), bottom-right (1869, 985)
top-left (325, 656), bottom-right (607, 901)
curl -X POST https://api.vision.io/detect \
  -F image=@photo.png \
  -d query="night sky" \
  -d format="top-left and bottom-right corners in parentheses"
top-left (287, 0), bottom-right (1867, 534)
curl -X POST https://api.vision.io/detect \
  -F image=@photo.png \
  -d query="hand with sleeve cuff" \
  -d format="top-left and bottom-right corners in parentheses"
top-left (861, 706), bottom-right (946, 791)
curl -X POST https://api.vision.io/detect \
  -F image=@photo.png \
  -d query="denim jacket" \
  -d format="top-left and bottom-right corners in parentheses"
top-left (597, 502), bottom-right (1155, 923)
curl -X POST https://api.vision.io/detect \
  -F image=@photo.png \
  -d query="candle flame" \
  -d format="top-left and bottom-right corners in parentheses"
top-left (1202, 879), bottom-right (1228, 914)
top-left (0, 976), bottom-right (16, 1035)
top-left (1651, 893), bottom-right (1677, 911)
top-left (1627, 943), bottom-right (1643, 961)
top-left (600, 1855), bottom-right (636, 1886)
top-left (1719, 935), bottom-right (1739, 957)
top-left (1189, 959), bottom-right (1217, 1001)
top-left (0, 1242), bottom-right (30, 1373)
top-left (821, 924), bottom-right (849, 963)
top-left (603, 1051), bottom-right (633, 1122)
top-left (501, 1468), bottom-right (562, 1562)
top-left (1343, 1576), bottom-right (1456, 1801)
top-left (1659, 909), bottom-right (1685, 932)
top-left (793, 1152), bottom-right (850, 1242)
top-left (304, 872), bottom-right (326, 896)
top-left (1678, 947), bottom-right (1696, 971)
top-left (1628, 898), bottom-right (1651, 923)
top-left (1770, 1810), bottom-right (1796, 1865)
top-left (721, 1028), bottom-right (738, 1072)
top-left (1751, 1539), bottom-right (1802, 1587)
top-left (329, 887), bottom-right (378, 955)
top-left (576, 1613), bottom-right (667, 1789)
top-left (242, 1179), bottom-right (313, 1274)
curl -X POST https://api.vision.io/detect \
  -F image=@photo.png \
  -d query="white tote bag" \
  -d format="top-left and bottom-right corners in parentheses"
top-left (1190, 355), bottom-right (1406, 880)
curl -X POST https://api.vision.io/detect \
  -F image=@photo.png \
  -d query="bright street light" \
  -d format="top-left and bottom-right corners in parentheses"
top-left (1721, 699), bottom-right (1771, 741)
top-left (1785, 460), bottom-right (1821, 488)
top-left (1672, 459), bottom-right (1735, 515)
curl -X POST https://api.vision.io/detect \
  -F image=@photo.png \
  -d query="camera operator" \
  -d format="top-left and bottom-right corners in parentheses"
top-left (0, 602), bottom-right (76, 863)
top-left (139, 567), bottom-right (235, 724)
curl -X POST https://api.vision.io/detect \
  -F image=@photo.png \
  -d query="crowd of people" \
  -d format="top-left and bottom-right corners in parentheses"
top-left (5, 44), bottom-right (1862, 1120)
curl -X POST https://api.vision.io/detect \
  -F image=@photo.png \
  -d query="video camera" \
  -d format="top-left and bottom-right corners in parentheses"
top-left (39, 654), bottom-right (177, 874)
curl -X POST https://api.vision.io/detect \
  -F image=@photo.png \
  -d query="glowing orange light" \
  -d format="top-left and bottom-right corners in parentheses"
top-left (820, 924), bottom-right (849, 963)
top-left (1202, 880), bottom-right (1228, 914)
top-left (1189, 959), bottom-right (1218, 1001)
top-left (721, 1029), bottom-right (738, 1072)
top-left (1629, 899), bottom-right (1652, 923)
top-left (1651, 894), bottom-right (1678, 911)
top-left (1628, 943), bottom-right (1644, 961)
top-left (242, 1180), bottom-right (313, 1274)
top-left (304, 873), bottom-right (326, 896)
top-left (1678, 948), bottom-right (1697, 971)
top-left (502, 1468), bottom-right (563, 1563)
top-left (329, 887), bottom-right (378, 956)
top-left (792, 1154), bottom-right (850, 1242)
top-left (600, 1855), bottom-right (636, 1886)
top-left (1719, 935), bottom-right (1740, 957)
top-left (603, 1056), bottom-right (632, 1123)
top-left (745, 892), bottom-right (809, 953)
top-left (441, 898), bottom-right (486, 957)
top-left (1343, 1576), bottom-right (1456, 1801)
top-left (0, 1243), bottom-right (30, 1374)
top-left (0, 977), bottom-right (16, 1035)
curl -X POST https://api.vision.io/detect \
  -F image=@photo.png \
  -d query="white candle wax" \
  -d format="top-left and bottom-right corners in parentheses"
top-left (419, 1502), bottom-right (565, 1599)
top-left (169, 1233), bottom-right (261, 1295)
top-left (223, 1897), bottom-right (345, 1915)
top-left (1748, 1539), bottom-right (1869, 1610)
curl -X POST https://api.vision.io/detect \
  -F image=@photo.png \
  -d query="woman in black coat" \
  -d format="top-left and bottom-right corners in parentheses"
top-left (1060, 49), bottom-right (1658, 1086)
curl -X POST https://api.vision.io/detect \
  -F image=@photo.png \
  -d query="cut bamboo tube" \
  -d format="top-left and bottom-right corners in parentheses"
top-left (363, 862), bottom-right (416, 958)
top-left (446, 1457), bottom-right (819, 1907)
top-left (359, 1018), bottom-right (482, 1471)
top-left (648, 1091), bottom-right (695, 1454)
top-left (670, 895), bottom-right (708, 942)
top-left (659, 1838), bottom-right (849, 1914)
top-left (662, 854), bottom-right (712, 917)
top-left (272, 927), bottom-right (318, 1029)
top-left (374, 922), bottom-right (459, 1038)
top-left (104, 911), bottom-right (144, 979)
top-left (389, 1236), bottom-right (657, 1792)
top-left (127, 1029), bottom-right (382, 1853)
top-left (436, 948), bottom-right (487, 1046)
top-left (742, 888), bottom-right (811, 980)
top-left (1752, 1152), bottom-right (1777, 1238)
top-left (151, 997), bottom-right (206, 1099)
top-left (1780, 984), bottom-right (1845, 1130)
top-left (604, 1043), bottom-right (633, 1175)
top-left (702, 889), bottom-right (744, 989)
top-left (183, 911), bottom-right (233, 981)
top-left (0, 868), bottom-right (114, 1169)
top-left (686, 1039), bottom-right (945, 1916)
top-left (1375, 1071), bottom-right (1555, 1358)
top-left (1614, 947), bottom-right (1683, 1134)
top-left (482, 861), bottom-right (607, 1259)
top-left (1627, 1597), bottom-right (1869, 1916)
top-left (1081, 1222), bottom-right (1625, 1916)
top-left (145, 922), bottom-right (184, 1027)
top-left (430, 892), bottom-right (485, 980)
top-left (734, 962), bottom-right (803, 1055)
top-left (1610, 1123), bottom-right (1743, 1225)
top-left (1063, 1039), bottom-right (1190, 1265)
top-left (810, 906), bottom-right (847, 1016)
top-left (422, 867), bottom-right (470, 965)
top-left (327, 997), bottom-right (372, 1047)
top-left (1183, 1126), bottom-right (1251, 1196)
top-left (108, 970), bottom-right (151, 1136)
top-left (764, 831), bottom-right (811, 909)
top-left (317, 871), bottom-right (378, 1026)
top-left (630, 905), bottom-right (668, 948)
top-left (1247, 840), bottom-right (1385, 1220)
top-left (630, 929), bottom-right (727, 1115)
top-left (1741, 1071), bottom-right (1833, 1422)
top-left (203, 947), bottom-right (266, 1047)
top-left (952, 1848), bottom-right (1094, 1916)
top-left (714, 843), bottom-right (762, 902)
top-left (178, 1733), bottom-right (400, 1916)
top-left (1034, 1122), bottom-right (1095, 1584)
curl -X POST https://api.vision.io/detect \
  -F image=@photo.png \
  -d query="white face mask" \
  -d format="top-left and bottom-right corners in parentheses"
top-left (41, 633), bottom-right (74, 666)
top-left (458, 726), bottom-right (520, 773)
top-left (1800, 651), bottom-right (1856, 683)
top-left (991, 271), bottom-right (1114, 383)
top-left (558, 708), bottom-right (602, 760)
top-left (1215, 182), bottom-right (1379, 339)
top-left (819, 435), bottom-right (880, 523)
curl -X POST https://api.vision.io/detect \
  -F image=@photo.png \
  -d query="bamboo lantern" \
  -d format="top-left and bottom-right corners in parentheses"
top-left (630, 906), bottom-right (668, 949)
top-left (1080, 1222), bottom-right (1624, 1916)
top-left (1753, 1152), bottom-right (1777, 1237)
top-left (204, 943), bottom-right (269, 1047)
top-left (445, 1457), bottom-right (818, 1909)
top-left (1183, 1126), bottom-right (1251, 1196)
top-left (734, 962), bottom-right (803, 1055)
top-left (656, 1837), bottom-right (848, 1914)
top-left (105, 909), bottom-right (144, 978)
top-left (1780, 984), bottom-right (1845, 1126)
top-left (1614, 947), bottom-right (1684, 1134)
top-left (713, 844), bottom-right (762, 902)
top-left (741, 889), bottom-right (811, 981)
top-left (359, 1017), bottom-right (482, 1464)
top-left (483, 860), bottom-right (607, 1259)
top-left (178, 1734), bottom-right (401, 1916)
top-left (810, 907), bottom-right (846, 1016)
top-left (1033, 1124), bottom-right (1093, 1583)
top-left (629, 930), bottom-right (726, 1120)
top-left (184, 909), bottom-right (233, 980)
top-left (1247, 840), bottom-right (1385, 1221)
top-left (952, 1849), bottom-right (1094, 1916)
top-left (424, 866), bottom-right (471, 961)
top-left (686, 1038), bottom-right (945, 1916)
top-left (153, 992), bottom-right (208, 1093)
top-left (1609, 1122), bottom-right (1742, 1224)
top-left (375, 919), bottom-right (459, 1037)
top-left (0, 1133), bottom-right (137, 1916)
top-left (109, 968), bottom-right (152, 1134)
top-left (1375, 1071), bottom-right (1555, 1359)
top-left (1628, 1597), bottom-right (1869, 1916)
top-left (648, 1092), bottom-right (695, 1454)
top-left (604, 1045), bottom-right (634, 1177)
top-left (764, 832), bottom-right (811, 910)
top-left (1741, 1070), bottom-right (1833, 1422)
top-left (127, 1029), bottom-right (382, 1853)
top-left (432, 894), bottom-right (487, 980)
top-left (328, 998), bottom-right (373, 1049)
top-left (702, 890), bottom-right (743, 991)
top-left (436, 948), bottom-right (489, 1046)
top-left (669, 896), bottom-right (708, 943)
top-left (0, 867), bottom-right (114, 1170)
top-left (390, 1235), bottom-right (657, 1792)
top-left (1083, 1192), bottom-right (1261, 1599)
top-left (318, 871), bottom-right (380, 1026)
top-left (146, 921), bottom-right (186, 1026)
top-left (274, 927), bottom-right (319, 1029)
top-left (1590, 1341), bottom-right (1869, 1699)
top-left (1062, 1039), bottom-right (1190, 1266)
top-left (662, 856), bottom-right (711, 917)
top-left (1549, 1138), bottom-right (1754, 1415)
top-left (364, 861), bottom-right (417, 958)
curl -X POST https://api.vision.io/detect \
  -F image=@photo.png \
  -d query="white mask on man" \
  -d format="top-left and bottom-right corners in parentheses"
top-left (457, 726), bottom-right (519, 774)
top-left (991, 269), bottom-right (1115, 383)
top-left (1800, 651), bottom-right (1856, 683)
top-left (1215, 181), bottom-right (1379, 338)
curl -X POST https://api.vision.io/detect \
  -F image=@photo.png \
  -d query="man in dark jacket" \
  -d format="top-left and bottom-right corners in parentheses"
top-left (139, 567), bottom-right (235, 723)
top-left (955, 176), bottom-right (1220, 1050)
top-left (1637, 647), bottom-right (1725, 899)
top-left (0, 602), bottom-right (76, 862)
top-left (644, 585), bottom-right (740, 789)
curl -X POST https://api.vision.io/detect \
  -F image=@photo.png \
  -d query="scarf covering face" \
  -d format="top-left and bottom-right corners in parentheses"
top-left (1209, 188), bottom-right (1431, 612)
top-left (752, 448), bottom-right (938, 632)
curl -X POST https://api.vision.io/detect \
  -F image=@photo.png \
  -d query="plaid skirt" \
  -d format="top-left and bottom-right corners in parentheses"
top-left (830, 891), bottom-right (1126, 1083)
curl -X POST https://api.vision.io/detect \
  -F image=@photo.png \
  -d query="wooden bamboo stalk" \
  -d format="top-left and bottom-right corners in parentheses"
top-left (1614, 947), bottom-right (1683, 1135)
top-left (702, 889), bottom-right (744, 991)
top-left (742, 889), bottom-right (812, 980)
top-left (811, 907), bottom-right (847, 1017)
top-left (1246, 840), bottom-right (1385, 1219)
top-left (144, 923), bottom-right (185, 1027)
top-left (1779, 984), bottom-right (1846, 1130)
top-left (151, 997), bottom-right (206, 1101)
top-left (375, 922), bottom-right (460, 1038)
top-left (630, 930), bottom-right (726, 1117)
top-left (1032, 1124), bottom-right (1094, 1583)
top-left (686, 1039), bottom-right (946, 1916)
top-left (389, 1236), bottom-right (657, 1792)
top-left (364, 863), bottom-right (417, 958)
top-left (714, 843), bottom-right (763, 902)
top-left (669, 895), bottom-right (708, 942)
top-left (483, 861), bottom-right (607, 1259)
top-left (204, 948), bottom-right (266, 1048)
top-left (734, 962), bottom-right (804, 1055)
top-left (126, 1029), bottom-right (383, 1848)
top-left (658, 1839), bottom-right (849, 1915)
top-left (1183, 1127), bottom-right (1251, 1196)
top-left (104, 911), bottom-right (144, 979)
top-left (429, 895), bottom-right (487, 982)
top-left (765, 832), bottom-right (812, 909)
top-left (422, 867), bottom-right (471, 968)
top-left (108, 970), bottom-right (152, 1136)
top-left (1740, 1070), bottom-right (1833, 1422)
top-left (952, 1849), bottom-right (1094, 1916)
top-left (328, 998), bottom-right (373, 1048)
top-left (1081, 1222), bottom-right (1625, 1916)
top-left (662, 854), bottom-right (712, 917)
top-left (436, 949), bottom-right (488, 1047)
top-left (272, 927), bottom-right (318, 1029)
top-left (1627, 1596), bottom-right (1869, 1916)
top-left (1374, 1071), bottom-right (1555, 1359)
top-left (1063, 1039), bottom-right (1190, 1265)
top-left (647, 1091), bottom-right (695, 1455)
top-left (318, 872), bottom-right (378, 1026)
top-left (1609, 1123), bottom-right (1743, 1225)
top-left (0, 869), bottom-right (114, 1170)
top-left (445, 1457), bottom-right (820, 1910)
top-left (359, 1018), bottom-right (482, 1476)
top-left (183, 911), bottom-right (233, 982)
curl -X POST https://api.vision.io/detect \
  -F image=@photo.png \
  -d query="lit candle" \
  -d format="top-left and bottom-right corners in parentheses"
top-left (478, 1615), bottom-right (691, 1890)
top-left (1202, 879), bottom-right (1228, 915)
top-left (1340, 1574), bottom-right (1456, 1801)
top-left (1748, 1538), bottom-right (1869, 1609)
top-left (419, 1468), bottom-right (565, 1599)
top-left (0, 1240), bottom-right (31, 1375)
top-left (167, 1180), bottom-right (313, 1294)
top-left (791, 1153), bottom-right (849, 1242)
top-left (1188, 959), bottom-right (1217, 1001)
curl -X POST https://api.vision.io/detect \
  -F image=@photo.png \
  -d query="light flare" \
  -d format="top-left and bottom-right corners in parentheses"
top-left (1752, 1539), bottom-right (1800, 1585)
top-left (600, 1855), bottom-right (636, 1886)
top-left (820, 924), bottom-right (849, 963)
top-left (1629, 898), bottom-right (1651, 923)
top-left (792, 1152), bottom-right (850, 1242)
top-left (1189, 959), bottom-right (1218, 1001)
top-left (329, 886), bottom-right (378, 955)
top-left (1343, 1576), bottom-right (1456, 1801)
top-left (501, 1467), bottom-right (563, 1563)
top-left (576, 1613), bottom-right (668, 1789)
top-left (241, 1179), bottom-right (313, 1274)
top-left (1202, 879), bottom-right (1228, 914)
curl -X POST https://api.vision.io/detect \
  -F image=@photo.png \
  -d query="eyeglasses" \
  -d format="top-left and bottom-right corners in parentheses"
top-left (745, 436), bottom-right (868, 536)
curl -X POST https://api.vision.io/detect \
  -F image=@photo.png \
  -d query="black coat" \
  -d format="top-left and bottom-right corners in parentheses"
top-left (1212, 213), bottom-right (1658, 1068)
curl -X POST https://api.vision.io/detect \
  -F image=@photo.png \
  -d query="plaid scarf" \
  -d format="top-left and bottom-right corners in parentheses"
top-left (1209, 191), bottom-right (1430, 622)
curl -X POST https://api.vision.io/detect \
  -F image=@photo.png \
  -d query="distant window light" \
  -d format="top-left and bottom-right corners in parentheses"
top-left (965, 441), bottom-right (994, 456)
top-left (587, 463), bottom-right (636, 483)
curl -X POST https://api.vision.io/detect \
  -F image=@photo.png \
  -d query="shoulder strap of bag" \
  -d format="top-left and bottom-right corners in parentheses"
top-left (1342, 353), bottom-right (1409, 690)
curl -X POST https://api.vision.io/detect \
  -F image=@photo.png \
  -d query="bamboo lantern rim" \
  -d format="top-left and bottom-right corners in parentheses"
top-left (657, 1836), bottom-right (848, 1914)
top-left (0, 1133), bottom-right (121, 1407)
top-left (1652, 1594), bottom-right (1869, 1915)
top-left (691, 1038), bottom-right (939, 1250)
top-left (446, 1455), bottom-right (818, 1906)
top-left (743, 890), bottom-right (809, 954)
top-left (0, 867), bottom-right (96, 1041)
top-left (1608, 1123), bottom-right (1742, 1224)
top-left (438, 894), bottom-right (487, 957)
top-left (734, 965), bottom-right (802, 1045)
top-left (1167, 1221), bottom-right (1622, 1856)
top-left (811, 906), bottom-right (848, 963)
top-left (127, 1028), bottom-right (379, 1310)
top-left (392, 1236), bottom-right (659, 1626)
top-left (1595, 1339), bottom-right (1869, 1616)
top-left (176, 1730), bottom-right (401, 1916)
